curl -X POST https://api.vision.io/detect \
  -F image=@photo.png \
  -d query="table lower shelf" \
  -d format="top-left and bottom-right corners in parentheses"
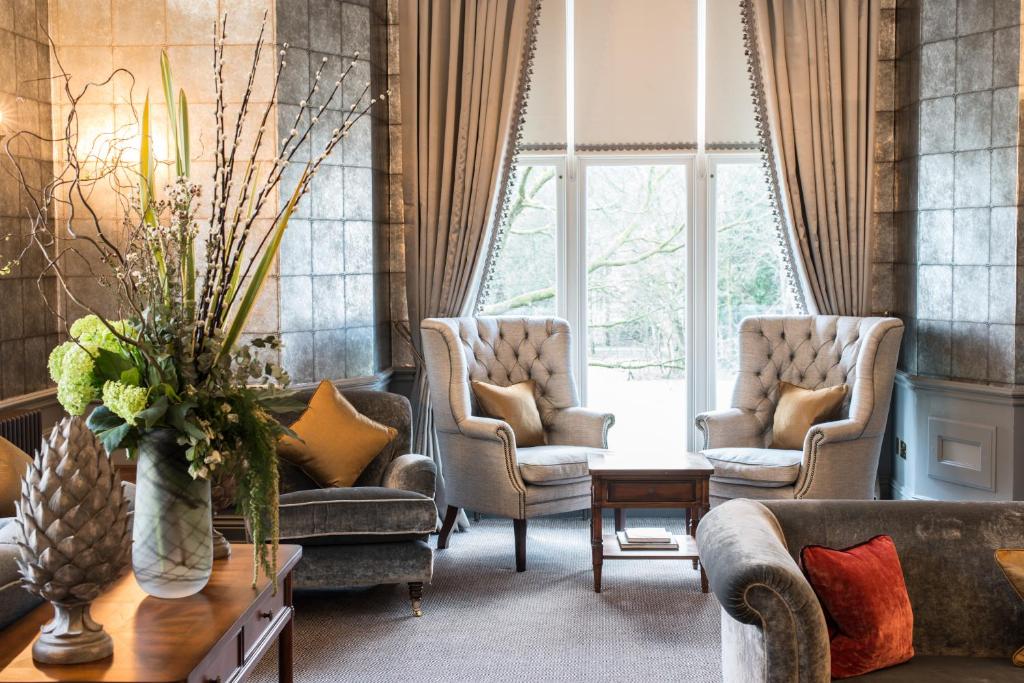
top-left (600, 533), bottom-right (699, 560)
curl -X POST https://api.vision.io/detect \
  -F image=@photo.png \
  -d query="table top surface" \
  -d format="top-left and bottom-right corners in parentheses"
top-left (0, 544), bottom-right (302, 683)
top-left (587, 450), bottom-right (714, 476)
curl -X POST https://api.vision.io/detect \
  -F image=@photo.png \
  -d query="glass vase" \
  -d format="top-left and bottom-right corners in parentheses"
top-left (132, 429), bottom-right (213, 598)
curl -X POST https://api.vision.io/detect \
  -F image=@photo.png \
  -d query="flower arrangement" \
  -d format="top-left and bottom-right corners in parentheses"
top-left (5, 14), bottom-right (385, 586)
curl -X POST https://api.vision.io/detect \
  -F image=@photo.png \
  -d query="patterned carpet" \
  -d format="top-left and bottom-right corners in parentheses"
top-left (252, 514), bottom-right (722, 682)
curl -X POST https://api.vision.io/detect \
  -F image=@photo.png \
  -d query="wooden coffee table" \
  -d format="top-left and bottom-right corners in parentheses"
top-left (589, 451), bottom-right (713, 593)
top-left (0, 544), bottom-right (302, 683)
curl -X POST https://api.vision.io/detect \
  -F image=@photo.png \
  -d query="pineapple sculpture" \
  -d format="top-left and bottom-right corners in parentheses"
top-left (15, 415), bottom-right (131, 664)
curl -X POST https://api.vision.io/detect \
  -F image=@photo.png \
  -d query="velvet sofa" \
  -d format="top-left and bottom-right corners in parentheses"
top-left (698, 499), bottom-right (1024, 682)
top-left (0, 519), bottom-right (42, 629)
top-left (276, 386), bottom-right (436, 616)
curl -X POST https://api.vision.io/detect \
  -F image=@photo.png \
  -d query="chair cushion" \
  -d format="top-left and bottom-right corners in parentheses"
top-left (517, 445), bottom-right (593, 485)
top-left (801, 535), bottom-right (915, 678)
top-left (770, 380), bottom-right (848, 449)
top-left (277, 380), bottom-right (397, 488)
top-left (844, 655), bottom-right (1020, 681)
top-left (472, 380), bottom-right (547, 447)
top-left (704, 447), bottom-right (803, 488)
top-left (278, 487), bottom-right (436, 545)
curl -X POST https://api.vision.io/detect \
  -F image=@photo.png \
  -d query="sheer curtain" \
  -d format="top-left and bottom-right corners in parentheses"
top-left (399, 0), bottom-right (540, 525)
top-left (744, 0), bottom-right (880, 315)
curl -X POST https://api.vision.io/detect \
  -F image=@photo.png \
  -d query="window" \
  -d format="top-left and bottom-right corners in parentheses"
top-left (712, 160), bottom-right (793, 408)
top-left (480, 161), bottom-right (561, 317)
top-left (584, 162), bottom-right (689, 449)
top-left (479, 0), bottom-right (797, 448)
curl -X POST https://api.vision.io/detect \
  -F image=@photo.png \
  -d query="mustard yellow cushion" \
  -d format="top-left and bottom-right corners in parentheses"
top-left (770, 381), bottom-right (849, 450)
top-left (996, 549), bottom-right (1024, 666)
top-left (472, 380), bottom-right (546, 447)
top-left (0, 435), bottom-right (32, 518)
top-left (277, 381), bottom-right (397, 488)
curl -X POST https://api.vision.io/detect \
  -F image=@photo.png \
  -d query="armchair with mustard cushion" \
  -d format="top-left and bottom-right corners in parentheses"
top-left (694, 315), bottom-right (903, 506)
top-left (275, 383), bottom-right (436, 616)
top-left (420, 316), bottom-right (614, 572)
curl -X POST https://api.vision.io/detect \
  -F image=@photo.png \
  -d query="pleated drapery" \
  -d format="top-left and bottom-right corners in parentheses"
top-left (399, 0), bottom-right (537, 523)
top-left (744, 0), bottom-right (881, 315)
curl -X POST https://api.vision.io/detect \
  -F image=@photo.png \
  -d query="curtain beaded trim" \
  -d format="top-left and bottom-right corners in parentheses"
top-left (739, 0), bottom-right (808, 314)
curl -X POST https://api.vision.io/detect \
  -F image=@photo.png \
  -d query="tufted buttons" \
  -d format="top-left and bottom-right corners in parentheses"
top-left (780, 331), bottom-right (786, 339)
top-left (789, 353), bottom-right (795, 361)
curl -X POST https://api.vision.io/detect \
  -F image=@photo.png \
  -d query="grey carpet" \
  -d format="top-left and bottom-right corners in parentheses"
top-left (252, 514), bottom-right (722, 682)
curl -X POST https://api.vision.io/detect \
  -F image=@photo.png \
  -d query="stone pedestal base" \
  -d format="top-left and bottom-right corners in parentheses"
top-left (32, 603), bottom-right (112, 664)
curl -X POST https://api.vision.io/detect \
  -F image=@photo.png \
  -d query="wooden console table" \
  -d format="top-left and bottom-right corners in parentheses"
top-left (589, 451), bottom-right (713, 594)
top-left (0, 544), bottom-right (302, 683)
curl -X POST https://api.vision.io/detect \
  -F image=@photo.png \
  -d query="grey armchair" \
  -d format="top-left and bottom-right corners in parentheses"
top-left (699, 499), bottom-right (1024, 682)
top-left (275, 386), bottom-right (436, 616)
top-left (695, 315), bottom-right (903, 506)
top-left (420, 316), bottom-right (614, 572)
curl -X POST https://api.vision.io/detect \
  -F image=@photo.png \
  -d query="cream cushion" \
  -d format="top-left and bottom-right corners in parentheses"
top-left (704, 447), bottom-right (803, 488)
top-left (517, 445), bottom-right (594, 485)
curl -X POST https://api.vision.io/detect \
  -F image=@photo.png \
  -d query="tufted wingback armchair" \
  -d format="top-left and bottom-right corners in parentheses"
top-left (420, 316), bottom-right (614, 571)
top-left (695, 315), bottom-right (903, 506)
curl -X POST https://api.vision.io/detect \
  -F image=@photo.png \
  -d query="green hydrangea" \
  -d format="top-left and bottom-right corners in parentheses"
top-left (102, 380), bottom-right (149, 422)
top-left (47, 343), bottom-right (68, 383)
top-left (48, 315), bottom-right (134, 415)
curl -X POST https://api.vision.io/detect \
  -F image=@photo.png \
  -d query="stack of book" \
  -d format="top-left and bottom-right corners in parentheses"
top-left (616, 527), bottom-right (678, 551)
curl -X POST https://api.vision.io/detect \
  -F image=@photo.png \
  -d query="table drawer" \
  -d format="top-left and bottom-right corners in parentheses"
top-left (242, 584), bottom-right (286, 658)
top-left (605, 480), bottom-right (696, 504)
top-left (192, 630), bottom-right (242, 683)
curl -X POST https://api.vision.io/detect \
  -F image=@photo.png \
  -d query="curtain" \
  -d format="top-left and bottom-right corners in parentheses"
top-left (399, 0), bottom-right (538, 525)
top-left (744, 0), bottom-right (880, 316)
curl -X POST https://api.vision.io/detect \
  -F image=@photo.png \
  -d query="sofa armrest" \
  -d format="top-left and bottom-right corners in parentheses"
top-left (382, 453), bottom-right (437, 499)
top-left (546, 407), bottom-right (614, 448)
top-left (698, 499), bottom-right (830, 683)
top-left (694, 408), bottom-right (763, 449)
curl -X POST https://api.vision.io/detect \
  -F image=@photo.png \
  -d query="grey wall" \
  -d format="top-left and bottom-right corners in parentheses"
top-left (889, 0), bottom-right (1021, 384)
top-left (0, 0), bottom-right (58, 398)
top-left (275, 0), bottom-right (393, 383)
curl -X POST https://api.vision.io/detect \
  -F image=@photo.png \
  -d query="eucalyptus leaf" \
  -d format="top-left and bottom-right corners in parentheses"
top-left (94, 347), bottom-right (134, 382)
top-left (96, 422), bottom-right (133, 455)
top-left (137, 395), bottom-right (169, 428)
top-left (86, 405), bottom-right (124, 433)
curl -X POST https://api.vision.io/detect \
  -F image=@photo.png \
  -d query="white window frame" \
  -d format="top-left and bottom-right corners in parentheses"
top-left (508, 150), bottom-right (776, 448)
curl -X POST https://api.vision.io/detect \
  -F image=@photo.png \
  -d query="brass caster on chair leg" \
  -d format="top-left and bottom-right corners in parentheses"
top-left (408, 582), bottom-right (424, 617)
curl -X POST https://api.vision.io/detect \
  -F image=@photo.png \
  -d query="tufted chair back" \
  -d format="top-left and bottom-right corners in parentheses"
top-left (733, 315), bottom-right (904, 447)
top-left (420, 317), bottom-right (580, 433)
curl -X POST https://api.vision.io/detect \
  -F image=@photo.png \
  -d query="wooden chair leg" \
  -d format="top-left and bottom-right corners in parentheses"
top-left (513, 518), bottom-right (527, 572)
top-left (437, 506), bottom-right (460, 550)
top-left (408, 582), bottom-right (423, 617)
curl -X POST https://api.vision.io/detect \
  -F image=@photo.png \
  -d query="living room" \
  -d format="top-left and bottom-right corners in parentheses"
top-left (0, 0), bottom-right (1021, 681)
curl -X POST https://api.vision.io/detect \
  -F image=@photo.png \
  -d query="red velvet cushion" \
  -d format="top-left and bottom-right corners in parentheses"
top-left (801, 535), bottom-right (915, 679)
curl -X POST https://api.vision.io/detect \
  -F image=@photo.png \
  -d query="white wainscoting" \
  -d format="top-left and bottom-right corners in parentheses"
top-left (890, 371), bottom-right (1024, 501)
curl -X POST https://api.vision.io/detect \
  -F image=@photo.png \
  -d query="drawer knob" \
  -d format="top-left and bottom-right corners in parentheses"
top-left (259, 609), bottom-right (274, 620)
top-left (647, 487), bottom-right (656, 495)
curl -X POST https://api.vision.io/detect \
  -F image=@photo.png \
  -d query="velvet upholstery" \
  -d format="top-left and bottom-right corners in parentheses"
top-left (278, 487), bottom-right (436, 544)
top-left (801, 535), bottom-right (914, 678)
top-left (699, 499), bottom-right (1024, 682)
top-left (294, 540), bottom-right (433, 588)
top-left (0, 519), bottom-right (42, 629)
top-left (274, 386), bottom-right (436, 598)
